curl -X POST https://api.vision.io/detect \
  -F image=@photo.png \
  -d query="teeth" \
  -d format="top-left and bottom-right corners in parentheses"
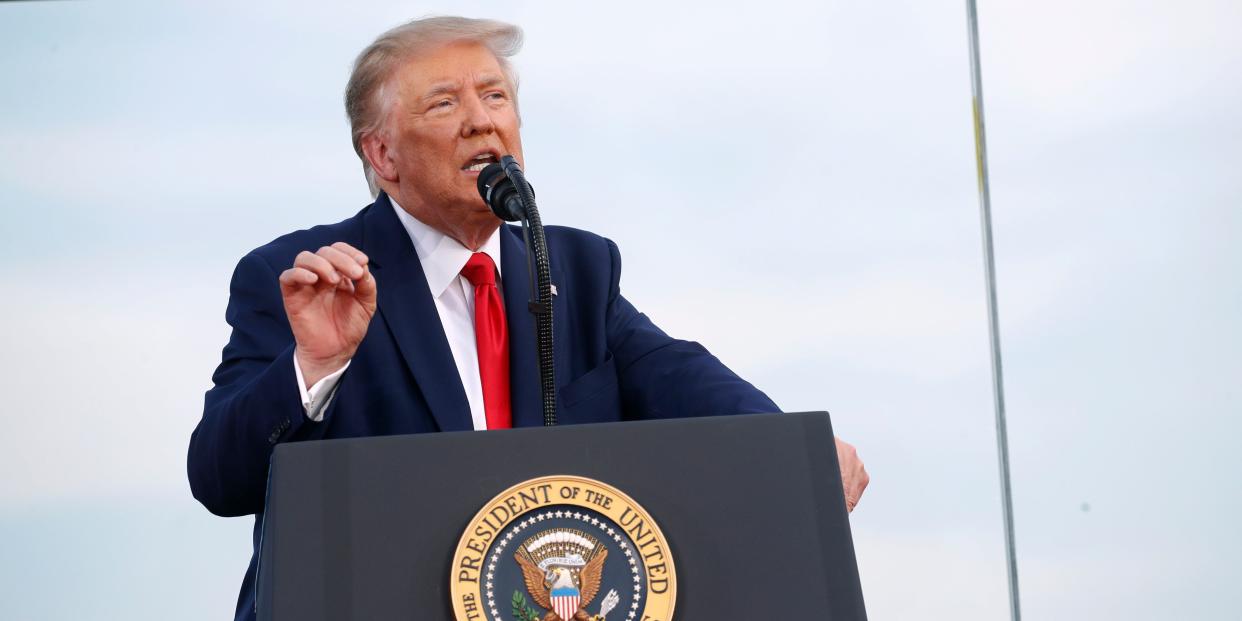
top-left (466, 162), bottom-right (489, 172)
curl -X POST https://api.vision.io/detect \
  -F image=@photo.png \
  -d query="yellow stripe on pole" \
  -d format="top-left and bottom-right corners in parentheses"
top-left (972, 97), bottom-right (986, 195)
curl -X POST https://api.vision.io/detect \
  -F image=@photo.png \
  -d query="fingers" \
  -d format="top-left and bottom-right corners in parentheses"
top-left (353, 264), bottom-right (377, 302)
top-left (279, 266), bottom-right (319, 288)
top-left (835, 436), bottom-right (869, 513)
top-left (845, 463), bottom-right (868, 513)
top-left (317, 244), bottom-right (367, 281)
top-left (291, 249), bottom-right (341, 286)
top-left (330, 241), bottom-right (368, 266)
top-left (326, 242), bottom-right (376, 302)
top-left (286, 245), bottom-right (370, 287)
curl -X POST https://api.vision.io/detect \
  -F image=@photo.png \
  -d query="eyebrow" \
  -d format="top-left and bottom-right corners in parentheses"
top-left (421, 82), bottom-right (459, 101)
top-left (420, 75), bottom-right (509, 101)
top-left (476, 75), bottom-right (507, 90)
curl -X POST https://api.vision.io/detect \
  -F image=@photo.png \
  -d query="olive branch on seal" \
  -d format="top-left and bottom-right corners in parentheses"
top-left (511, 590), bottom-right (542, 621)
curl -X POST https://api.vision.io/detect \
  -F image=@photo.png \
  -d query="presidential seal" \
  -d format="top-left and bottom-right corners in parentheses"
top-left (451, 475), bottom-right (676, 621)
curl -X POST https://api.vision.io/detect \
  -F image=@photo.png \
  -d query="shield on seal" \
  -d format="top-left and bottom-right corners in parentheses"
top-left (550, 586), bottom-right (580, 621)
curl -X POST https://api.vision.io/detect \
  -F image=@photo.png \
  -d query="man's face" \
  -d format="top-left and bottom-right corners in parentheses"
top-left (381, 41), bottom-right (523, 244)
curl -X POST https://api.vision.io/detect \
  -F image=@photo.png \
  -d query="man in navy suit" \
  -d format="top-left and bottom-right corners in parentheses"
top-left (188, 16), bottom-right (868, 621)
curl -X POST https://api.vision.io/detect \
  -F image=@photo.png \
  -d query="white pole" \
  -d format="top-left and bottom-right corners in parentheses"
top-left (963, 1), bottom-right (1022, 620)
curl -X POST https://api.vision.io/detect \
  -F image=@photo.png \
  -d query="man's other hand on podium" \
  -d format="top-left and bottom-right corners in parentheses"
top-left (836, 436), bottom-right (869, 513)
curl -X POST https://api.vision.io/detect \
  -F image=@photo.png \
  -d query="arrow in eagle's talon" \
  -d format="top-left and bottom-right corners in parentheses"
top-left (596, 589), bottom-right (619, 619)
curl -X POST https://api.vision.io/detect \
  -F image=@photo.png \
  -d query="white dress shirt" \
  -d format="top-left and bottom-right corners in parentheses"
top-left (293, 199), bottom-right (503, 430)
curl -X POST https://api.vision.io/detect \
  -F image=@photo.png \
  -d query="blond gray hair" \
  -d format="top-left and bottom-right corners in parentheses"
top-left (345, 16), bottom-right (523, 198)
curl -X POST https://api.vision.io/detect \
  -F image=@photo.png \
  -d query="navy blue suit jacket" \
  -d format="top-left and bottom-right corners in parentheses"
top-left (188, 194), bottom-right (778, 620)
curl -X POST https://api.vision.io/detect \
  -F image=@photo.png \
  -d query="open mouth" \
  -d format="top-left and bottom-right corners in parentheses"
top-left (461, 151), bottom-right (500, 172)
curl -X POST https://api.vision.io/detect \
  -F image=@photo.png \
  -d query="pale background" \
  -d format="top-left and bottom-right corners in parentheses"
top-left (1, 1), bottom-right (1239, 619)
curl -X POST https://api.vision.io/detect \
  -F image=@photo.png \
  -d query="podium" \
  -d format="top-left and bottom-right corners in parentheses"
top-left (256, 411), bottom-right (867, 619)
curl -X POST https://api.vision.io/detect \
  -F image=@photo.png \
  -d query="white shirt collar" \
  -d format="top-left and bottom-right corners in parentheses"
top-left (390, 198), bottom-right (502, 297)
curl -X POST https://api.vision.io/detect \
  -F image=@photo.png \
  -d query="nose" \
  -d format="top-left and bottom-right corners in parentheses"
top-left (460, 92), bottom-right (496, 138)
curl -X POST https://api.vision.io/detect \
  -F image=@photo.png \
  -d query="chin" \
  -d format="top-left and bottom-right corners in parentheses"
top-left (473, 210), bottom-right (502, 225)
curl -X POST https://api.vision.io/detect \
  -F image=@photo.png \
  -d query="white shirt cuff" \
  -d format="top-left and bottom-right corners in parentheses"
top-left (293, 356), bottom-right (350, 422)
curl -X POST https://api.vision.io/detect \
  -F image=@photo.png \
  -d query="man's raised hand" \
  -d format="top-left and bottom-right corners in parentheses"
top-left (278, 242), bottom-right (377, 387)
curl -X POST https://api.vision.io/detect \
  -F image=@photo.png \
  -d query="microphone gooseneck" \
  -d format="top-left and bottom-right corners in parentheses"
top-left (476, 156), bottom-right (557, 427)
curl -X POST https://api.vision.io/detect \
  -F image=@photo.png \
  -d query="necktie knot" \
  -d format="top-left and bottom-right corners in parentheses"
top-left (461, 252), bottom-right (497, 287)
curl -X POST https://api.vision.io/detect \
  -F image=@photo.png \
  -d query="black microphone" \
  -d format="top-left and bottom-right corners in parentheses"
top-left (477, 162), bottom-right (524, 221)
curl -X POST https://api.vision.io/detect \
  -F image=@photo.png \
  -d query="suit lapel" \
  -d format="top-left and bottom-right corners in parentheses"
top-left (501, 225), bottom-right (541, 428)
top-left (362, 194), bottom-right (472, 432)
top-left (500, 225), bottom-right (566, 428)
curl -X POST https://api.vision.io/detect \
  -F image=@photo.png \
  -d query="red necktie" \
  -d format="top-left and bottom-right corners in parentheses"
top-left (461, 252), bottom-right (512, 429)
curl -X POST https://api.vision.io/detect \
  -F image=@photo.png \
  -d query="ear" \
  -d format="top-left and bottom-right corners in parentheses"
top-left (360, 130), bottom-right (399, 183)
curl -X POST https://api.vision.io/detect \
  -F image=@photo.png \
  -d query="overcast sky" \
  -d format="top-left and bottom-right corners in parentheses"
top-left (1, 1), bottom-right (1239, 619)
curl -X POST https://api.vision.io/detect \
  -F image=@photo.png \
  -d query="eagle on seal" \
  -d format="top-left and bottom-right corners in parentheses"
top-left (515, 547), bottom-right (609, 621)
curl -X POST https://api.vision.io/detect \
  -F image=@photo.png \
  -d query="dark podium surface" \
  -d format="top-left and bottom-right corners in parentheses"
top-left (257, 411), bottom-right (867, 620)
